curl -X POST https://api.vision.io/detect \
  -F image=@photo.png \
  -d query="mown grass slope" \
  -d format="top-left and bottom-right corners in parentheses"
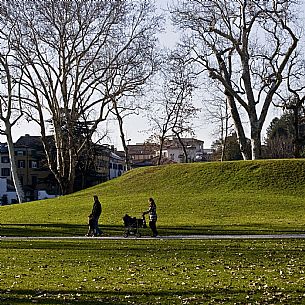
top-left (1, 159), bottom-right (305, 236)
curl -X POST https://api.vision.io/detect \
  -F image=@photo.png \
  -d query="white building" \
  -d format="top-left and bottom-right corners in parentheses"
top-left (161, 137), bottom-right (205, 163)
top-left (0, 178), bottom-right (17, 205)
top-left (109, 151), bottom-right (127, 179)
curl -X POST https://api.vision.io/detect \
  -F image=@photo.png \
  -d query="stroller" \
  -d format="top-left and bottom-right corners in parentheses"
top-left (123, 214), bottom-right (146, 237)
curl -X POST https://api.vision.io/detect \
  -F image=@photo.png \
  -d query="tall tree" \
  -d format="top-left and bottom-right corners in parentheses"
top-left (148, 52), bottom-right (199, 164)
top-left (171, 0), bottom-right (299, 159)
top-left (0, 17), bottom-right (25, 202)
top-left (4, 0), bottom-right (162, 194)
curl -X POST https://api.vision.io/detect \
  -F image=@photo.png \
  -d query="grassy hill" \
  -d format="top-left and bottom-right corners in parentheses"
top-left (1, 159), bottom-right (305, 236)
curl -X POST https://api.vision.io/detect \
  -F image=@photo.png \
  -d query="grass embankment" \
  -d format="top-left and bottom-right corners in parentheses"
top-left (1, 239), bottom-right (305, 304)
top-left (1, 159), bottom-right (305, 236)
top-left (1, 159), bottom-right (305, 304)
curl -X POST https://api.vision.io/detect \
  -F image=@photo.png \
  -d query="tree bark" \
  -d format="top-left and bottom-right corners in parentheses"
top-left (5, 123), bottom-right (25, 203)
top-left (174, 132), bottom-right (188, 163)
top-left (226, 93), bottom-right (251, 160)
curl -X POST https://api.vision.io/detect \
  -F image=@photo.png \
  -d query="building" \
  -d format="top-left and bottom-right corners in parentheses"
top-left (0, 143), bottom-right (11, 180)
top-left (0, 135), bottom-right (57, 202)
top-left (109, 151), bottom-right (127, 179)
top-left (73, 144), bottom-right (127, 189)
top-left (126, 137), bottom-right (212, 165)
top-left (14, 134), bottom-right (58, 201)
top-left (74, 144), bottom-right (111, 191)
top-left (160, 137), bottom-right (205, 163)
top-left (0, 135), bottom-right (126, 202)
top-left (127, 143), bottom-right (157, 167)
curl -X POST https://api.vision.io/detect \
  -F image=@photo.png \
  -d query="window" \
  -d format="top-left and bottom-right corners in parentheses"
top-left (32, 176), bottom-right (37, 185)
top-left (98, 160), bottom-right (107, 168)
top-left (1, 156), bottom-right (9, 163)
top-left (1, 168), bottom-right (10, 176)
top-left (18, 160), bottom-right (25, 168)
top-left (170, 153), bottom-right (175, 160)
top-left (113, 163), bottom-right (118, 170)
top-left (29, 160), bottom-right (38, 168)
top-left (16, 150), bottom-right (25, 156)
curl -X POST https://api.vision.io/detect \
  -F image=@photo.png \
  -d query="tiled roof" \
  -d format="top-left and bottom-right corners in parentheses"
top-left (15, 135), bottom-right (43, 148)
top-left (128, 144), bottom-right (156, 155)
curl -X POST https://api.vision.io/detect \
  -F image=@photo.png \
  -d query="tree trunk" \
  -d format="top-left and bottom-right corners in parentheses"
top-left (251, 129), bottom-right (262, 160)
top-left (226, 94), bottom-right (251, 160)
top-left (248, 104), bottom-right (263, 159)
top-left (117, 111), bottom-right (130, 170)
top-left (175, 132), bottom-right (188, 163)
top-left (220, 100), bottom-right (229, 162)
top-left (158, 136), bottom-right (165, 165)
top-left (5, 122), bottom-right (25, 203)
top-left (67, 147), bottom-right (76, 195)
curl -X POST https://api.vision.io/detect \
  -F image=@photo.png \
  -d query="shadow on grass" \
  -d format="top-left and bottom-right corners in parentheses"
top-left (0, 223), bottom-right (304, 237)
top-left (1, 288), bottom-right (305, 305)
top-left (160, 224), bottom-right (305, 235)
top-left (0, 223), bottom-right (87, 237)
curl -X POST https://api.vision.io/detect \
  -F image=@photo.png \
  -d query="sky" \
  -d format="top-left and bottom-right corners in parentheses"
top-left (107, 0), bottom-right (284, 150)
top-left (3, 0), bottom-right (304, 151)
top-left (109, 0), bottom-right (216, 150)
top-left (4, 0), bottom-right (215, 150)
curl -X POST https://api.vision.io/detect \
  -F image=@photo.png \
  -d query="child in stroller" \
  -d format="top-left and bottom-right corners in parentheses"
top-left (123, 214), bottom-right (146, 237)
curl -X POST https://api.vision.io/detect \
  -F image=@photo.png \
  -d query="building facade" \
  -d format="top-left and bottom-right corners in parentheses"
top-left (0, 135), bottom-right (126, 203)
top-left (159, 137), bottom-right (205, 163)
top-left (127, 143), bottom-right (157, 167)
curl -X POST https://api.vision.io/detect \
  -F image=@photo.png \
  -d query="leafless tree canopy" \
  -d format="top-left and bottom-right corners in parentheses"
top-left (148, 51), bottom-right (199, 164)
top-left (171, 0), bottom-right (300, 159)
top-left (0, 0), bottom-right (162, 194)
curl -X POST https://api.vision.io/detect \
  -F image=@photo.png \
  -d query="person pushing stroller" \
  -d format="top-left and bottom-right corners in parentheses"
top-left (143, 197), bottom-right (158, 237)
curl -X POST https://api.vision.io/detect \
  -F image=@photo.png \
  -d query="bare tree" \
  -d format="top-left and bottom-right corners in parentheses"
top-left (5, 0), bottom-right (162, 194)
top-left (204, 86), bottom-right (235, 161)
top-left (0, 18), bottom-right (25, 202)
top-left (148, 52), bottom-right (199, 164)
top-left (110, 97), bottom-right (143, 170)
top-left (171, 0), bottom-right (299, 159)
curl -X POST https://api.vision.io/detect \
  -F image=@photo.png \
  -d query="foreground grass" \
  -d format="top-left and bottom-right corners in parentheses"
top-left (1, 238), bottom-right (305, 304)
top-left (1, 160), bottom-right (305, 236)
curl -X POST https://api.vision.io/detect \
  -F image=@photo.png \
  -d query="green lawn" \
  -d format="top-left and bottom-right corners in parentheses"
top-left (1, 160), bottom-right (305, 304)
top-left (1, 159), bottom-right (305, 236)
top-left (1, 238), bottom-right (305, 304)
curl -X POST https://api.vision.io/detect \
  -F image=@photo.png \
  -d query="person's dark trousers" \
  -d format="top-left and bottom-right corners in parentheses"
top-left (149, 220), bottom-right (158, 237)
top-left (93, 217), bottom-right (101, 236)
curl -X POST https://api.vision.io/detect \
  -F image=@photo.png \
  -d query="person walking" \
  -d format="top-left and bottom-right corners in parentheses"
top-left (143, 197), bottom-right (158, 237)
top-left (90, 195), bottom-right (102, 236)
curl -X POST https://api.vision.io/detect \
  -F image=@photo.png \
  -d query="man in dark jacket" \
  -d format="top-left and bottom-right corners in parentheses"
top-left (91, 195), bottom-right (102, 236)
